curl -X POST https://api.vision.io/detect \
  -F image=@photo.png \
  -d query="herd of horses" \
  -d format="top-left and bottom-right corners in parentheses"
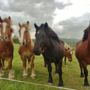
top-left (0, 16), bottom-right (90, 87)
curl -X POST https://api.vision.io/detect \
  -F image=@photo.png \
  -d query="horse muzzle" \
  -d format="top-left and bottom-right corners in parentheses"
top-left (33, 49), bottom-right (41, 55)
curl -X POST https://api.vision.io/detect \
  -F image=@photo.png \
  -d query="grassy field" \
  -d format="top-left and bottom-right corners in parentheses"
top-left (0, 44), bottom-right (90, 90)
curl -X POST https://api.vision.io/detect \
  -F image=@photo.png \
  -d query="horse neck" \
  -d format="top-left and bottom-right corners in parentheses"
top-left (7, 34), bottom-right (13, 41)
top-left (25, 34), bottom-right (33, 48)
top-left (87, 32), bottom-right (90, 50)
top-left (28, 37), bottom-right (33, 46)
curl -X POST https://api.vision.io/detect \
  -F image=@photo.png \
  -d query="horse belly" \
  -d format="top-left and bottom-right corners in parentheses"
top-left (75, 42), bottom-right (90, 65)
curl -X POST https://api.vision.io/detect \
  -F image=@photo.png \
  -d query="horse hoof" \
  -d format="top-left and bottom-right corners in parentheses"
top-left (22, 70), bottom-right (28, 78)
top-left (80, 74), bottom-right (84, 77)
top-left (84, 82), bottom-right (89, 86)
top-left (8, 70), bottom-right (15, 79)
top-left (48, 80), bottom-right (53, 84)
top-left (8, 75), bottom-right (15, 79)
top-left (48, 82), bottom-right (52, 85)
top-left (55, 71), bottom-right (58, 74)
top-left (58, 82), bottom-right (64, 87)
top-left (0, 73), bottom-right (4, 77)
top-left (31, 75), bottom-right (36, 79)
top-left (8, 73), bottom-right (15, 79)
top-left (0, 71), bottom-right (4, 77)
top-left (23, 74), bottom-right (28, 78)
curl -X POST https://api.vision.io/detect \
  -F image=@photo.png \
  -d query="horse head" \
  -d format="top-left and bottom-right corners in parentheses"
top-left (33, 23), bottom-right (52, 55)
top-left (65, 47), bottom-right (73, 62)
top-left (18, 21), bottom-right (31, 46)
top-left (0, 16), bottom-right (13, 41)
top-left (33, 22), bottom-right (61, 55)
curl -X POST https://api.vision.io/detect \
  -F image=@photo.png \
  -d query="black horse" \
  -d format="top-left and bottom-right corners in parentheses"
top-left (33, 23), bottom-right (64, 86)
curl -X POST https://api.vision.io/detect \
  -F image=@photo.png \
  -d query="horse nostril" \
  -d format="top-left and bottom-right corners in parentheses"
top-left (33, 49), bottom-right (40, 55)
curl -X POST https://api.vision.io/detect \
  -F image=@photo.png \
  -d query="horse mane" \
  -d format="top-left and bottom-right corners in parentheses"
top-left (82, 25), bottom-right (90, 41)
top-left (43, 24), bottom-right (62, 43)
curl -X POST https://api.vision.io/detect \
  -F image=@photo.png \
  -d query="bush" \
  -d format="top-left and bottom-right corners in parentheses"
top-left (13, 37), bottom-right (19, 44)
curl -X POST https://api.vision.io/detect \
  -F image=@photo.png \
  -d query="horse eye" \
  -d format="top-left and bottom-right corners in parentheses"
top-left (37, 31), bottom-right (40, 34)
top-left (7, 25), bottom-right (10, 28)
top-left (25, 30), bottom-right (28, 33)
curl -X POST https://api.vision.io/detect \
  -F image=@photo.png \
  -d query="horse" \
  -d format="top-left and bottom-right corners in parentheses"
top-left (44, 46), bottom-right (72, 69)
top-left (0, 16), bottom-right (14, 79)
top-left (64, 47), bottom-right (72, 65)
top-left (33, 23), bottom-right (64, 86)
top-left (18, 21), bottom-right (35, 78)
top-left (75, 24), bottom-right (90, 86)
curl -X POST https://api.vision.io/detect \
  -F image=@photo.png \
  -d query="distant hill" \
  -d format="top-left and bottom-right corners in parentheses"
top-left (62, 38), bottom-right (79, 47)
top-left (32, 38), bottom-right (79, 47)
top-left (13, 36), bottom-right (79, 48)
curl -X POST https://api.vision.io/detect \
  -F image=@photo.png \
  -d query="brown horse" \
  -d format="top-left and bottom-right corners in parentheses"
top-left (75, 24), bottom-right (90, 86)
top-left (0, 16), bottom-right (14, 79)
top-left (64, 47), bottom-right (72, 65)
top-left (18, 21), bottom-right (35, 78)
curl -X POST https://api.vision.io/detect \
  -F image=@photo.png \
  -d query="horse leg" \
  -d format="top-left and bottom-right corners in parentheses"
top-left (64, 57), bottom-right (66, 65)
top-left (8, 58), bottom-right (15, 79)
top-left (44, 57), bottom-right (47, 67)
top-left (28, 55), bottom-right (36, 79)
top-left (54, 63), bottom-right (58, 74)
top-left (79, 63), bottom-right (84, 77)
top-left (47, 62), bottom-right (53, 84)
top-left (21, 57), bottom-right (28, 77)
top-left (1, 59), bottom-right (4, 69)
top-left (57, 60), bottom-right (64, 86)
top-left (83, 66), bottom-right (89, 86)
top-left (0, 60), bottom-right (4, 77)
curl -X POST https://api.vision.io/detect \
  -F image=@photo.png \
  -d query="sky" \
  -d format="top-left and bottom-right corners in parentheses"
top-left (0, 0), bottom-right (90, 39)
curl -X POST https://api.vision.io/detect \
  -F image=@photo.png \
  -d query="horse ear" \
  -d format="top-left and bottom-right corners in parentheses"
top-left (34, 23), bottom-right (39, 30)
top-left (27, 21), bottom-right (29, 25)
top-left (11, 28), bottom-right (13, 33)
top-left (45, 22), bottom-right (48, 28)
top-left (19, 23), bottom-right (21, 27)
top-left (0, 17), bottom-right (2, 22)
top-left (8, 16), bottom-right (11, 20)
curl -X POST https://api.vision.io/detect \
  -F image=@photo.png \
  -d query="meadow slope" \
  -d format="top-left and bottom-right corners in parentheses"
top-left (0, 44), bottom-right (90, 90)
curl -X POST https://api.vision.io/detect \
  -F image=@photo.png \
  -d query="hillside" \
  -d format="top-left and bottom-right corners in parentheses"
top-left (62, 38), bottom-right (79, 47)
top-left (13, 37), bottom-right (79, 47)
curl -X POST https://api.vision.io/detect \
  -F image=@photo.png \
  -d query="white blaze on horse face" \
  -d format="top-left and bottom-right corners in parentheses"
top-left (19, 27), bottom-right (25, 44)
top-left (2, 22), bottom-right (7, 34)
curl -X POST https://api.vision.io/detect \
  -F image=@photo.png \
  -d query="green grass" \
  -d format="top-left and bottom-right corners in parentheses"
top-left (0, 44), bottom-right (90, 90)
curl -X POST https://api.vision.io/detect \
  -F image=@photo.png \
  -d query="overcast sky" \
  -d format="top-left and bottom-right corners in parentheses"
top-left (0, 0), bottom-right (90, 39)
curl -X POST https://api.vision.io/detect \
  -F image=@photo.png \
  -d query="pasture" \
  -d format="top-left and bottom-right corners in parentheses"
top-left (0, 44), bottom-right (90, 90)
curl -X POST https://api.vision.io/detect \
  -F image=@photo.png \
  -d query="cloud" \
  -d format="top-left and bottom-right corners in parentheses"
top-left (0, 0), bottom-right (90, 39)
top-left (57, 13), bottom-right (90, 39)
top-left (53, 0), bottom-right (90, 24)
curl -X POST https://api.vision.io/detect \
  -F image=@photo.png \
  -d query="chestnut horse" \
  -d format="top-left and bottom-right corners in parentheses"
top-left (0, 16), bottom-right (14, 79)
top-left (64, 47), bottom-right (72, 65)
top-left (75, 24), bottom-right (90, 86)
top-left (18, 21), bottom-right (35, 78)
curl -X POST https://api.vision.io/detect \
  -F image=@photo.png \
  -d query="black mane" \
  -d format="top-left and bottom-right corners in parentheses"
top-left (82, 25), bottom-right (90, 41)
top-left (42, 23), bottom-right (62, 43)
